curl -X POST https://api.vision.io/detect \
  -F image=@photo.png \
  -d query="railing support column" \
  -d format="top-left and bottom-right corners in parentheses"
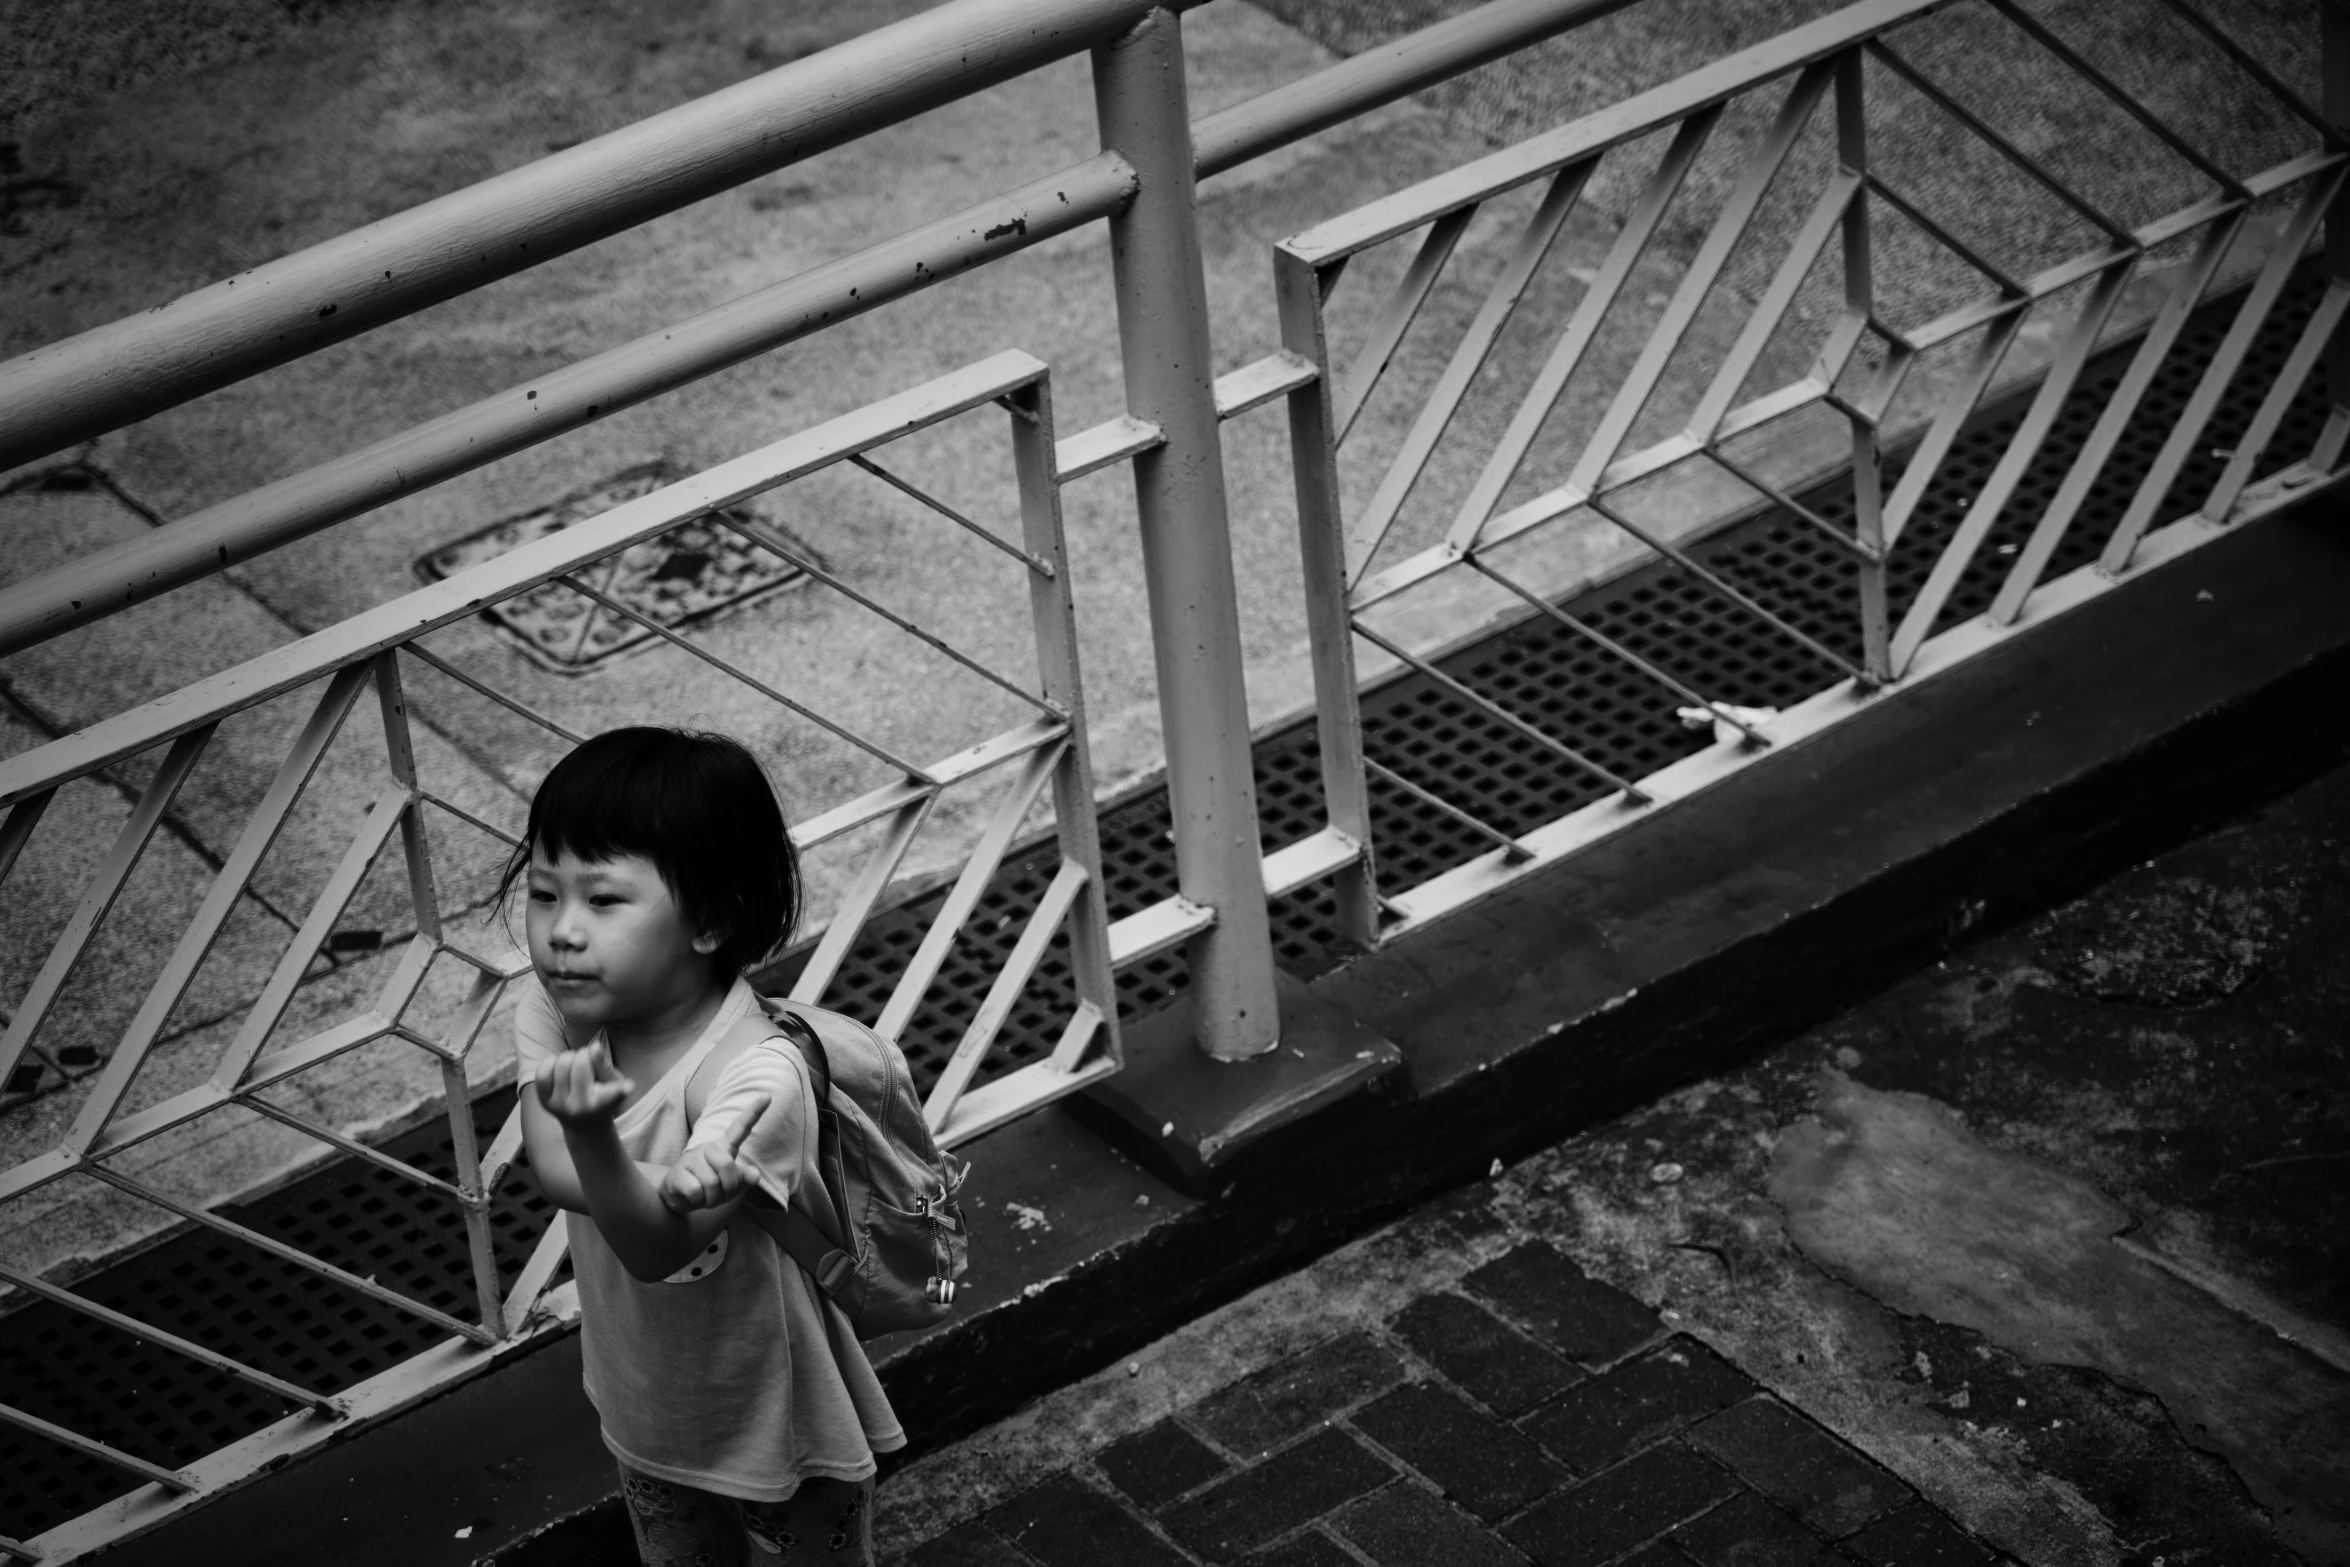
top-left (2327, 1), bottom-right (2350, 432)
top-left (1093, 7), bottom-right (1281, 1060)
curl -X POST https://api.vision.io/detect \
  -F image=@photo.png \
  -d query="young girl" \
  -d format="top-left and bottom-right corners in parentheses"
top-left (507, 726), bottom-right (902, 1565)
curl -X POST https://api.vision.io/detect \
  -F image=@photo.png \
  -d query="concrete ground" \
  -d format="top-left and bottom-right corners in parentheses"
top-left (871, 746), bottom-right (2350, 1567)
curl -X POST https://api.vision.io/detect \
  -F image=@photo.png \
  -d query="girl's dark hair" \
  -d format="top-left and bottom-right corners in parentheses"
top-left (497, 727), bottom-right (799, 978)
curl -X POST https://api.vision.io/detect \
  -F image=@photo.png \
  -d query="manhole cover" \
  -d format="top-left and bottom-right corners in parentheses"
top-left (415, 462), bottom-right (815, 672)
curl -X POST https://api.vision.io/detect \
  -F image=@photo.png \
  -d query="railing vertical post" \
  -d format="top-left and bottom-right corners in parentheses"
top-left (2323, 0), bottom-right (2350, 470)
top-left (1274, 245), bottom-right (1382, 953)
top-left (1093, 6), bottom-right (1281, 1060)
top-left (1834, 48), bottom-right (1891, 684)
top-left (1006, 377), bottom-right (1124, 1066)
top-left (372, 652), bottom-right (442, 941)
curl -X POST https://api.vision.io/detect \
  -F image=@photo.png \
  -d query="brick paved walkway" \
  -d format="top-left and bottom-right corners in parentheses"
top-left (885, 1232), bottom-right (2004, 1567)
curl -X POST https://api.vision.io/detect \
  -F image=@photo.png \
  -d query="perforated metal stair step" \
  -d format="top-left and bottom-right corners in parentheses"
top-left (0, 267), bottom-right (2330, 1539)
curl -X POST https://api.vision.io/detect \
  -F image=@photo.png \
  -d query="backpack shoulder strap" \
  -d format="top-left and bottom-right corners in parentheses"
top-left (769, 1007), bottom-right (830, 1104)
top-left (731, 1004), bottom-right (859, 1300)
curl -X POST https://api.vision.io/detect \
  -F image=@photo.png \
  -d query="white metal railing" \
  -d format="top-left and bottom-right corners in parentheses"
top-left (1249, 0), bottom-right (2345, 941)
top-left (0, 0), bottom-right (2340, 1557)
top-left (0, 353), bottom-right (1131, 1558)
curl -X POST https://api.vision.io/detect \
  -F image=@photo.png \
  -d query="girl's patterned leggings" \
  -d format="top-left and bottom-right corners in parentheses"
top-left (617, 1465), bottom-right (874, 1566)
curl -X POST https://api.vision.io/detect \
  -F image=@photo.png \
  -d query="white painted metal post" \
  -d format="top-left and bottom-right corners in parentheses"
top-left (1093, 7), bottom-right (1282, 1060)
top-left (1275, 245), bottom-right (1382, 954)
top-left (1835, 49), bottom-right (1892, 684)
top-left (2326, 0), bottom-right (2350, 462)
top-left (1006, 378), bottom-right (1123, 1066)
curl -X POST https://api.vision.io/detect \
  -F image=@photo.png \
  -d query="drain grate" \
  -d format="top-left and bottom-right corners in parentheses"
top-left (0, 1091), bottom-right (557, 1536)
top-left (0, 268), bottom-right (2331, 1540)
top-left (415, 461), bottom-right (817, 674)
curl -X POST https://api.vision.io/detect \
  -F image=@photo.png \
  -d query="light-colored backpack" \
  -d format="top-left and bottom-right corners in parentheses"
top-left (694, 994), bottom-right (970, 1340)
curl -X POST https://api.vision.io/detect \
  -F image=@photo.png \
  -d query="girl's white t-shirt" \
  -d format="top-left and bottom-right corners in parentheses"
top-left (515, 976), bottom-right (904, 1500)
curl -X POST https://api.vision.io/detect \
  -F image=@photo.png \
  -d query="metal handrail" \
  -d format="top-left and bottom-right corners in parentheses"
top-left (0, 0), bottom-right (1657, 662)
top-left (0, 353), bottom-right (1048, 806)
top-left (0, 0), bottom-right (1203, 472)
top-left (1278, 0), bottom-right (1951, 266)
top-left (0, 161), bottom-right (1137, 661)
top-left (0, 0), bottom-right (1639, 480)
top-left (1190, 0), bottom-right (1643, 176)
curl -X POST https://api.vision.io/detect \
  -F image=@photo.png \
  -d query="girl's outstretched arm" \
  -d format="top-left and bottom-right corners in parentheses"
top-left (537, 1040), bottom-right (748, 1280)
top-left (515, 981), bottom-right (657, 1216)
top-left (518, 1068), bottom-right (673, 1215)
top-left (519, 1084), bottom-right (592, 1213)
top-left (669, 1038), bottom-right (810, 1212)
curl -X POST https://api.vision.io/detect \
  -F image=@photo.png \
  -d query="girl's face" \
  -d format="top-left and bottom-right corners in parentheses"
top-left (525, 844), bottom-right (720, 1037)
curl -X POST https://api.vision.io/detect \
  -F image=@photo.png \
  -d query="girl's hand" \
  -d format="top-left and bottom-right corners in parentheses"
top-left (660, 1092), bottom-right (772, 1213)
top-left (535, 1039), bottom-right (633, 1129)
